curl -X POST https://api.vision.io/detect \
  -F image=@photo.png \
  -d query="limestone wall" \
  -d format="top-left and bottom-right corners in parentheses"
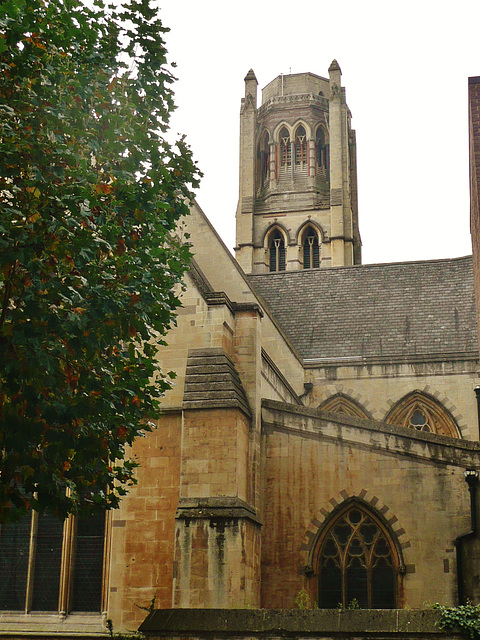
top-left (260, 401), bottom-right (480, 609)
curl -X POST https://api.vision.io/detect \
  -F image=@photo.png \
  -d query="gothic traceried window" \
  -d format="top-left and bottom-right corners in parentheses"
top-left (257, 131), bottom-right (270, 190)
top-left (302, 226), bottom-right (320, 269)
top-left (319, 394), bottom-right (371, 420)
top-left (0, 511), bottom-right (106, 613)
top-left (318, 505), bottom-right (397, 609)
top-left (279, 127), bottom-right (291, 168)
top-left (269, 229), bottom-right (286, 272)
top-left (316, 126), bottom-right (329, 177)
top-left (295, 125), bottom-right (307, 168)
top-left (409, 408), bottom-right (430, 432)
top-left (385, 391), bottom-right (460, 438)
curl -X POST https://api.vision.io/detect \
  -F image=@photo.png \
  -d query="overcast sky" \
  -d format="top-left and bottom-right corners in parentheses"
top-left (158, 0), bottom-right (477, 265)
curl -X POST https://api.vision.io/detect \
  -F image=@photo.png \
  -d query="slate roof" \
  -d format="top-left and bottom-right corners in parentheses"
top-left (248, 256), bottom-right (478, 364)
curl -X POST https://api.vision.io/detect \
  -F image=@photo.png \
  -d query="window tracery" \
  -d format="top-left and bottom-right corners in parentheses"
top-left (279, 127), bottom-right (291, 168)
top-left (294, 125), bottom-right (307, 168)
top-left (257, 131), bottom-right (270, 190)
top-left (302, 226), bottom-right (320, 269)
top-left (385, 391), bottom-right (460, 438)
top-left (319, 394), bottom-right (371, 420)
top-left (268, 229), bottom-right (286, 272)
top-left (317, 504), bottom-right (397, 609)
top-left (316, 126), bottom-right (329, 176)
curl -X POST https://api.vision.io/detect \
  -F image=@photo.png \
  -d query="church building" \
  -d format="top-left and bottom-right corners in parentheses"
top-left (1, 63), bottom-right (480, 637)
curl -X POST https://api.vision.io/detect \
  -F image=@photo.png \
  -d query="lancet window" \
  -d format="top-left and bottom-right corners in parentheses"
top-left (269, 229), bottom-right (286, 272)
top-left (0, 510), bottom-right (105, 612)
top-left (257, 131), bottom-right (270, 189)
top-left (316, 127), bottom-right (329, 176)
top-left (317, 504), bottom-right (397, 609)
top-left (279, 127), bottom-right (291, 168)
top-left (302, 226), bottom-right (320, 269)
top-left (294, 125), bottom-right (307, 168)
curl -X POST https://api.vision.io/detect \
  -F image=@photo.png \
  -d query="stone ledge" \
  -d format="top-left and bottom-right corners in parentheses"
top-left (139, 608), bottom-right (452, 638)
top-left (175, 497), bottom-right (261, 526)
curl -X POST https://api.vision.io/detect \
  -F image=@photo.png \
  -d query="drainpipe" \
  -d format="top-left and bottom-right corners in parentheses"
top-left (455, 468), bottom-right (479, 605)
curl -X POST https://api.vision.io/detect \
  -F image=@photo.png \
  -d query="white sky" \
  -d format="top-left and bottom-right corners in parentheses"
top-left (159, 0), bottom-right (478, 265)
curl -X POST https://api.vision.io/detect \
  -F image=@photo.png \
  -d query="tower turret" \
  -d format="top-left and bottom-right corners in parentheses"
top-left (235, 63), bottom-right (361, 274)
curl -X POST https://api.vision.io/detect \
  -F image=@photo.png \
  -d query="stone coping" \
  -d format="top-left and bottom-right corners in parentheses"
top-left (139, 608), bottom-right (453, 638)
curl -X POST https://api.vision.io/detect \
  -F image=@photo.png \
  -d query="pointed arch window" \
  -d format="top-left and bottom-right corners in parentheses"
top-left (279, 127), bottom-right (291, 168)
top-left (319, 393), bottom-right (371, 421)
top-left (294, 125), bottom-right (307, 167)
top-left (316, 127), bottom-right (329, 176)
top-left (269, 230), bottom-right (286, 272)
top-left (302, 226), bottom-right (320, 269)
top-left (318, 505), bottom-right (397, 609)
top-left (385, 391), bottom-right (461, 439)
top-left (257, 131), bottom-right (270, 190)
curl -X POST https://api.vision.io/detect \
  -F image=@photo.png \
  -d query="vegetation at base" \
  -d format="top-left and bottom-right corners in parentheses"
top-left (433, 602), bottom-right (480, 639)
top-left (0, 0), bottom-right (200, 522)
top-left (295, 588), bottom-right (317, 609)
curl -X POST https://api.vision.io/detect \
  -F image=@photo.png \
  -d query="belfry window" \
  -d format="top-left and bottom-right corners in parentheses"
top-left (257, 131), bottom-right (270, 189)
top-left (318, 505), bottom-right (397, 609)
top-left (0, 511), bottom-right (105, 612)
top-left (303, 227), bottom-right (320, 269)
top-left (294, 125), bottom-right (307, 167)
top-left (279, 127), bottom-right (291, 167)
top-left (269, 230), bottom-right (286, 272)
top-left (316, 127), bottom-right (329, 175)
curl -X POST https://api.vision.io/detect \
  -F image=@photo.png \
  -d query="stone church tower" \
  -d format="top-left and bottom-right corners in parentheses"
top-left (235, 61), bottom-right (362, 274)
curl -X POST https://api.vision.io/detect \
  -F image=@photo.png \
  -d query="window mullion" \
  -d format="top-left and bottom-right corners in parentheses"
top-left (59, 515), bottom-right (75, 616)
top-left (25, 511), bottom-right (38, 613)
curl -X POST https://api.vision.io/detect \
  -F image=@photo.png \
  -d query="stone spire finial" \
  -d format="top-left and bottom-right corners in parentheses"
top-left (328, 60), bottom-right (341, 74)
top-left (244, 69), bottom-right (258, 103)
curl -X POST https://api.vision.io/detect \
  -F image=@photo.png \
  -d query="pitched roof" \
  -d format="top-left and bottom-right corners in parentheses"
top-left (248, 256), bottom-right (478, 365)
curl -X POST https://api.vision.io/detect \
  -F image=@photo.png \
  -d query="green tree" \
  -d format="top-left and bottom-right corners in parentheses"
top-left (0, 0), bottom-right (200, 522)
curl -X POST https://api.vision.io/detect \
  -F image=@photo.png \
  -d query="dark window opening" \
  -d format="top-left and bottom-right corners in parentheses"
top-left (0, 512), bottom-right (105, 613)
top-left (303, 227), bottom-right (320, 269)
top-left (0, 513), bottom-right (32, 610)
top-left (316, 127), bottom-right (329, 176)
top-left (295, 125), bottom-right (307, 167)
top-left (269, 230), bottom-right (286, 272)
top-left (257, 131), bottom-right (270, 190)
top-left (318, 506), bottom-right (396, 609)
top-left (31, 512), bottom-right (64, 611)
top-left (71, 513), bottom-right (105, 612)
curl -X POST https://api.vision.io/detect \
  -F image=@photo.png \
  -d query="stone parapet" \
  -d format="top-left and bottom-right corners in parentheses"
top-left (139, 608), bottom-right (453, 639)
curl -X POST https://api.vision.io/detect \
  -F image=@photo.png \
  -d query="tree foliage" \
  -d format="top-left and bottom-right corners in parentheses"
top-left (0, 0), bottom-right (200, 522)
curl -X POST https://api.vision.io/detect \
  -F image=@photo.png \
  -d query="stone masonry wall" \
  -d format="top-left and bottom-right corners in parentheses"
top-left (260, 401), bottom-right (480, 609)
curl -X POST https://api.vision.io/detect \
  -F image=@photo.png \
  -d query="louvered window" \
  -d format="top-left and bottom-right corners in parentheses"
top-left (269, 230), bottom-right (286, 272)
top-left (303, 227), bottom-right (320, 269)
top-left (279, 127), bottom-right (291, 167)
top-left (295, 126), bottom-right (307, 167)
